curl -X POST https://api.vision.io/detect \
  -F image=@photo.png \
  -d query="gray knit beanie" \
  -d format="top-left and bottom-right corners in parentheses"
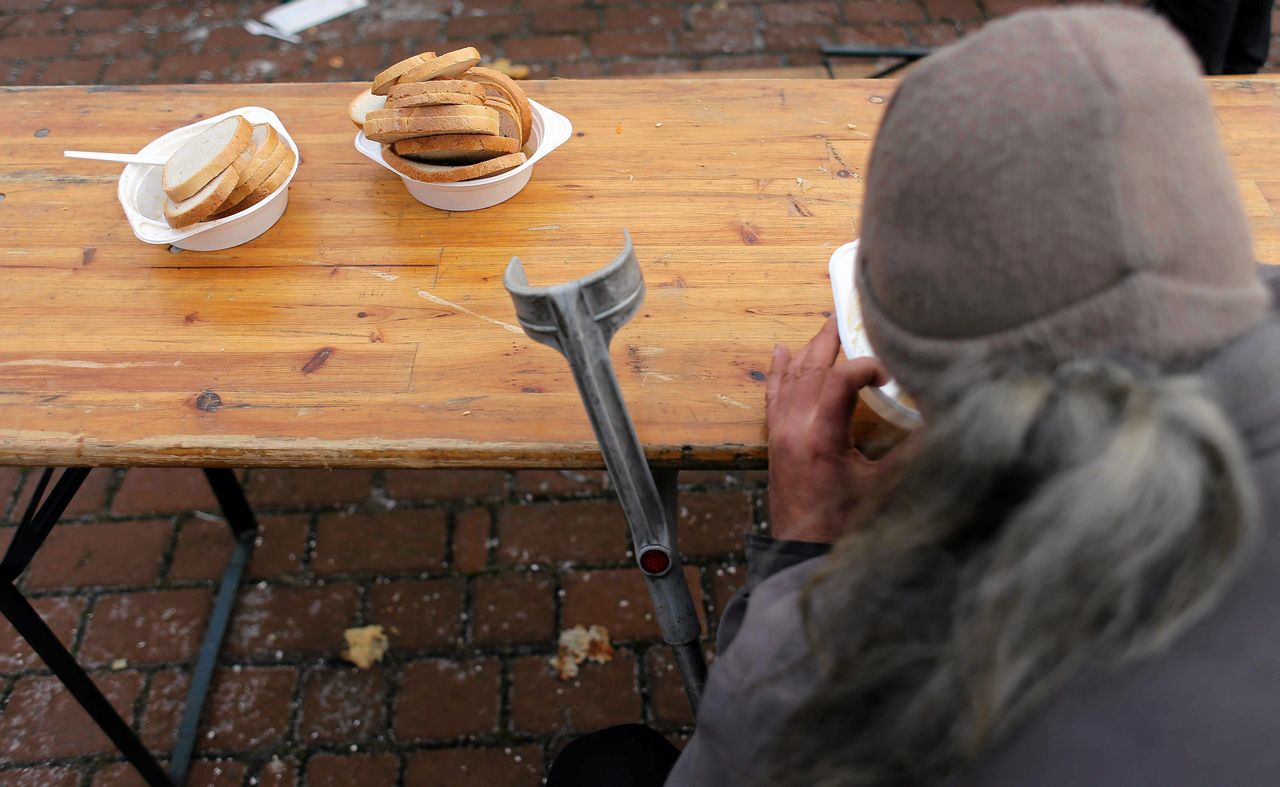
top-left (856, 6), bottom-right (1271, 399)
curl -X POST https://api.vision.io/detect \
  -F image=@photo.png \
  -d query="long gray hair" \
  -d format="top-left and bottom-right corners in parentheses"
top-left (763, 357), bottom-right (1260, 786)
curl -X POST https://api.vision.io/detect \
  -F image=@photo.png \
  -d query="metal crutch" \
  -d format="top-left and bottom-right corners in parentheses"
top-left (503, 231), bottom-right (708, 712)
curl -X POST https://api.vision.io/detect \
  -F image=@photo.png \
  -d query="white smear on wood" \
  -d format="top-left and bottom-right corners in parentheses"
top-left (0, 359), bottom-right (179, 369)
top-left (350, 266), bottom-right (399, 282)
top-left (717, 394), bottom-right (752, 410)
top-left (640, 371), bottom-right (676, 384)
top-left (526, 225), bottom-right (560, 231)
top-left (415, 289), bottom-right (523, 335)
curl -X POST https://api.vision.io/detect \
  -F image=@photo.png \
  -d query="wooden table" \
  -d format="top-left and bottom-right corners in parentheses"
top-left (4, 79), bottom-right (1280, 469)
top-left (2, 78), bottom-right (1280, 785)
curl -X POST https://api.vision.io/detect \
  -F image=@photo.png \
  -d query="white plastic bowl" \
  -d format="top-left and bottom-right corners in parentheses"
top-left (353, 98), bottom-right (572, 211)
top-left (829, 239), bottom-right (924, 430)
top-left (117, 106), bottom-right (300, 252)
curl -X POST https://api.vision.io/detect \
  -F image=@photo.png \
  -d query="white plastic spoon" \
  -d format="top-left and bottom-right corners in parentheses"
top-left (63, 150), bottom-right (167, 166)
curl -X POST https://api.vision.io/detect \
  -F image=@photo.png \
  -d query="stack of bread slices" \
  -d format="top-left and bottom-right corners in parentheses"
top-left (161, 115), bottom-right (297, 229)
top-left (348, 47), bottom-right (534, 184)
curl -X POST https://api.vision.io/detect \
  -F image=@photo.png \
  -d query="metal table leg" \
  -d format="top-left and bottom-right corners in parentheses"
top-left (0, 467), bottom-right (259, 787)
top-left (0, 468), bottom-right (171, 786)
top-left (168, 470), bottom-right (258, 785)
top-left (820, 44), bottom-right (933, 79)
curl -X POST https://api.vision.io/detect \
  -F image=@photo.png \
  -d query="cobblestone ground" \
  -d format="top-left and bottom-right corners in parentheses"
top-left (0, 467), bottom-right (764, 785)
top-left (2, 0), bottom-right (1277, 86)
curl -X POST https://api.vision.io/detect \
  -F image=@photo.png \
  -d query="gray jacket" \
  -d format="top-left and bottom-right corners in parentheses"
top-left (667, 270), bottom-right (1280, 786)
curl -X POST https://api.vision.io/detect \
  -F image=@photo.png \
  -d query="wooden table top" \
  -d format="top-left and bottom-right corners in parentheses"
top-left (1, 79), bottom-right (1278, 469)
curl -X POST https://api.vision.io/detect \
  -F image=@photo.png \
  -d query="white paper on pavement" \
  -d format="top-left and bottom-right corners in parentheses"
top-left (244, 0), bottom-right (368, 43)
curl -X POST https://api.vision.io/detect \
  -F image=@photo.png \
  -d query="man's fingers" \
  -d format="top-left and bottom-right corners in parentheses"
top-left (814, 356), bottom-right (891, 438)
top-left (786, 318), bottom-right (841, 405)
top-left (766, 343), bottom-right (792, 425)
top-left (797, 318), bottom-right (842, 373)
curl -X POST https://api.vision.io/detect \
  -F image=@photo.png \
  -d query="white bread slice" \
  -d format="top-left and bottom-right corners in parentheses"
top-left (393, 134), bottom-right (520, 164)
top-left (387, 80), bottom-right (486, 100)
top-left (399, 47), bottom-right (482, 84)
top-left (371, 51), bottom-right (436, 96)
top-left (219, 135), bottom-right (287, 210)
top-left (463, 67), bottom-right (532, 144)
top-left (164, 164), bottom-right (239, 228)
top-left (484, 97), bottom-right (521, 141)
top-left (215, 145), bottom-right (296, 219)
top-left (364, 114), bottom-right (500, 144)
top-left (347, 89), bottom-right (387, 130)
top-left (162, 115), bottom-right (253, 202)
top-left (230, 123), bottom-right (279, 177)
top-left (381, 147), bottom-right (526, 183)
top-left (386, 91), bottom-right (485, 109)
top-left (368, 105), bottom-right (499, 123)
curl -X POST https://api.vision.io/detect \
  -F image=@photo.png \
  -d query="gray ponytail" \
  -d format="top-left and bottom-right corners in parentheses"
top-left (762, 358), bottom-right (1260, 787)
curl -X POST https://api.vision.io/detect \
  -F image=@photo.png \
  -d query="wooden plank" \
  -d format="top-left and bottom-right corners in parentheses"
top-left (0, 78), bottom-right (1275, 469)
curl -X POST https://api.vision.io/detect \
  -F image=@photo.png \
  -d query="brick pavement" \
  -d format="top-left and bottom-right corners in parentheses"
top-left (2, 0), bottom-right (1278, 87)
top-left (0, 466), bottom-right (760, 785)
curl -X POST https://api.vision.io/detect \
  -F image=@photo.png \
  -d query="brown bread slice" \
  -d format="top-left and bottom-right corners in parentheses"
top-left (218, 135), bottom-right (287, 209)
top-left (163, 164), bottom-right (239, 228)
top-left (162, 115), bottom-right (252, 201)
top-left (213, 145), bottom-right (297, 219)
top-left (398, 47), bottom-right (481, 84)
top-left (387, 80), bottom-right (486, 100)
top-left (347, 88), bottom-right (387, 129)
top-left (484, 96), bottom-right (521, 141)
top-left (462, 67), bottom-right (532, 145)
top-left (393, 134), bottom-right (520, 164)
top-left (381, 147), bottom-right (527, 183)
top-left (371, 51), bottom-right (436, 96)
top-left (368, 105), bottom-right (499, 123)
top-left (230, 123), bottom-right (279, 177)
top-left (364, 114), bottom-right (500, 144)
top-left (386, 91), bottom-right (485, 109)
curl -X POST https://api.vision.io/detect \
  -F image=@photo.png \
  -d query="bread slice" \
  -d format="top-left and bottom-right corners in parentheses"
top-left (364, 114), bottom-right (500, 144)
top-left (215, 145), bottom-right (296, 218)
top-left (164, 164), bottom-right (239, 228)
top-left (230, 123), bottom-right (279, 177)
top-left (393, 134), bottom-right (521, 164)
top-left (368, 105), bottom-right (499, 123)
top-left (381, 147), bottom-right (527, 183)
top-left (463, 67), bottom-right (532, 144)
top-left (484, 96), bottom-right (521, 141)
top-left (398, 47), bottom-right (482, 84)
top-left (348, 89), bottom-right (387, 129)
top-left (162, 115), bottom-right (253, 202)
top-left (387, 80), bottom-right (485, 101)
top-left (371, 51), bottom-right (436, 96)
top-left (386, 91), bottom-right (485, 109)
top-left (219, 135), bottom-right (287, 209)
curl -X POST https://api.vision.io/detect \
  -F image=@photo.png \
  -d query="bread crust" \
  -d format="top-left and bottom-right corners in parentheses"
top-left (380, 147), bottom-right (526, 183)
top-left (164, 164), bottom-right (239, 228)
top-left (371, 51), bottom-right (437, 96)
top-left (392, 134), bottom-right (520, 163)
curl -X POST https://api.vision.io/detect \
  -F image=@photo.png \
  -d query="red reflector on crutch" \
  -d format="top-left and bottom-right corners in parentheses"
top-left (638, 547), bottom-right (671, 575)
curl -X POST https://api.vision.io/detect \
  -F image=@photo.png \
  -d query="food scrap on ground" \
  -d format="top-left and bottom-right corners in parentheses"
top-left (550, 624), bottom-right (615, 680)
top-left (342, 624), bottom-right (389, 669)
top-left (487, 58), bottom-right (532, 80)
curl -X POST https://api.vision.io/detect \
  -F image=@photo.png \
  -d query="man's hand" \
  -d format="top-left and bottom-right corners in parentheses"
top-left (766, 318), bottom-right (896, 544)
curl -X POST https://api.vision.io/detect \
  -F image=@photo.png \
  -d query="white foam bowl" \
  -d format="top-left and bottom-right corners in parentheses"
top-left (829, 239), bottom-right (924, 430)
top-left (117, 106), bottom-right (299, 252)
top-left (353, 98), bottom-right (572, 212)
